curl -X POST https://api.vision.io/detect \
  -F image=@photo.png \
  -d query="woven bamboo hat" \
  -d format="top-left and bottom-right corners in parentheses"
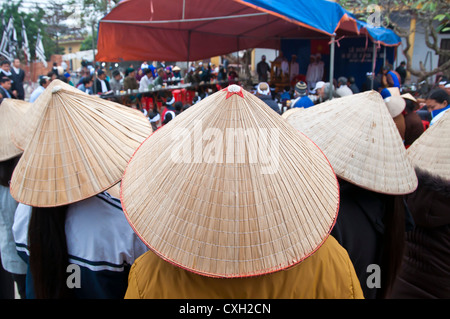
top-left (385, 96), bottom-right (406, 118)
top-left (387, 87), bottom-right (401, 96)
top-left (0, 99), bottom-right (31, 161)
top-left (121, 84), bottom-right (340, 278)
top-left (281, 107), bottom-right (302, 119)
top-left (407, 109), bottom-right (450, 180)
top-left (10, 79), bottom-right (152, 207)
top-left (286, 90), bottom-right (417, 195)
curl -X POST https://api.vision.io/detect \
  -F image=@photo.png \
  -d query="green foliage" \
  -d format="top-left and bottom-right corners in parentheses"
top-left (80, 33), bottom-right (97, 51)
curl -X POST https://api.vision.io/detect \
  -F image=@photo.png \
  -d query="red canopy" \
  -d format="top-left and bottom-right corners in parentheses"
top-left (96, 0), bottom-right (361, 62)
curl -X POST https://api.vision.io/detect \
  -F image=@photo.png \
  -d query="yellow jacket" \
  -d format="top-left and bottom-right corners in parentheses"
top-left (125, 235), bottom-right (364, 299)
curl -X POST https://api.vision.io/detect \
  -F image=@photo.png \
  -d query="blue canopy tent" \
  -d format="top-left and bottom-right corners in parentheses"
top-left (96, 0), bottom-right (401, 93)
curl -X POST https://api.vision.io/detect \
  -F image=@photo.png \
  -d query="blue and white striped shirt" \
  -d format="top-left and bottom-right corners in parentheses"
top-left (13, 191), bottom-right (149, 299)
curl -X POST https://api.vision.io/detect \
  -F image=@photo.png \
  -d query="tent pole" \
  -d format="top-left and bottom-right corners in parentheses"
top-left (383, 45), bottom-right (386, 66)
top-left (186, 30), bottom-right (191, 71)
top-left (92, 22), bottom-right (97, 95)
top-left (329, 35), bottom-right (335, 100)
top-left (371, 41), bottom-right (376, 90)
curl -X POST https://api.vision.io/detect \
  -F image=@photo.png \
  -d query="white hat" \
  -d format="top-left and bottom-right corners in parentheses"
top-left (385, 96), bottom-right (406, 118)
top-left (256, 82), bottom-right (270, 95)
top-left (313, 81), bottom-right (325, 92)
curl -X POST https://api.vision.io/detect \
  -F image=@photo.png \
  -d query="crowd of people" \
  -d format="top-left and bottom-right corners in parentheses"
top-left (0, 52), bottom-right (449, 302)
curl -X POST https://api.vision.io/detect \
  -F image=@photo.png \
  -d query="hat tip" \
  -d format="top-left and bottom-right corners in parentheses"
top-left (52, 86), bottom-right (62, 93)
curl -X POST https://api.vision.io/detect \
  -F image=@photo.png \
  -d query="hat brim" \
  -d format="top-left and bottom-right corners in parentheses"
top-left (120, 86), bottom-right (340, 278)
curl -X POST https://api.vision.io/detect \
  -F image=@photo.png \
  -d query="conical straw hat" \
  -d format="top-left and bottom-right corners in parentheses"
top-left (407, 109), bottom-right (450, 180)
top-left (10, 80), bottom-right (152, 207)
top-left (385, 96), bottom-right (406, 118)
top-left (120, 85), bottom-right (340, 278)
top-left (0, 99), bottom-right (31, 161)
top-left (281, 107), bottom-right (302, 119)
top-left (387, 87), bottom-right (401, 96)
top-left (286, 90), bottom-right (417, 195)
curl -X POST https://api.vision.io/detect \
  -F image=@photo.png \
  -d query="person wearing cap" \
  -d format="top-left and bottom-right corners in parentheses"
top-left (313, 81), bottom-right (335, 103)
top-left (286, 91), bottom-right (418, 299)
top-left (172, 65), bottom-right (182, 80)
top-left (402, 93), bottom-right (424, 148)
top-left (95, 69), bottom-right (111, 94)
top-left (256, 55), bottom-right (270, 82)
top-left (256, 82), bottom-right (280, 114)
top-left (385, 96), bottom-right (406, 141)
top-left (336, 77), bottom-right (353, 97)
top-left (426, 88), bottom-right (450, 126)
top-left (291, 81), bottom-right (313, 108)
top-left (10, 80), bottom-right (152, 299)
top-left (63, 72), bottom-right (74, 86)
top-left (390, 111), bottom-right (450, 299)
top-left (121, 85), bottom-right (364, 299)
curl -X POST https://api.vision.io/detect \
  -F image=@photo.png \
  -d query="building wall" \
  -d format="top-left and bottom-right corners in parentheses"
top-left (391, 14), bottom-right (450, 84)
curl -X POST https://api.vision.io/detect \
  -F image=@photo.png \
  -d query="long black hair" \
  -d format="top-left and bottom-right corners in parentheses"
top-left (378, 195), bottom-right (406, 299)
top-left (28, 205), bottom-right (74, 299)
top-left (0, 155), bottom-right (21, 187)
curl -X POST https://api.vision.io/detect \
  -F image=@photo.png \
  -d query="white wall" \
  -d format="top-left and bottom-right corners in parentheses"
top-left (394, 15), bottom-right (450, 84)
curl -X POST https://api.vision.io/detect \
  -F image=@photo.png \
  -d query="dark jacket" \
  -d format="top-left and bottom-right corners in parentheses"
top-left (331, 180), bottom-right (388, 299)
top-left (404, 111), bottom-right (425, 147)
top-left (258, 94), bottom-right (280, 114)
top-left (390, 169), bottom-right (450, 299)
top-left (10, 67), bottom-right (25, 100)
top-left (95, 78), bottom-right (111, 94)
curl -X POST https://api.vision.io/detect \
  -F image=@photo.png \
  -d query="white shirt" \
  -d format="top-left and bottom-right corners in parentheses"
top-left (139, 75), bottom-right (153, 92)
top-left (13, 192), bottom-right (149, 273)
top-left (29, 85), bottom-right (45, 102)
top-left (336, 85), bottom-right (353, 97)
top-left (99, 79), bottom-right (108, 93)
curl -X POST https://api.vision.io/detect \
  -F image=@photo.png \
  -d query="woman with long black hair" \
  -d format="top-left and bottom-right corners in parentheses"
top-left (10, 80), bottom-right (152, 299)
top-left (286, 91), bottom-right (418, 298)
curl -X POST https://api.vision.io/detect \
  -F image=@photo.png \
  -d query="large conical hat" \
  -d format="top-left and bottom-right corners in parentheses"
top-left (10, 80), bottom-right (152, 207)
top-left (0, 99), bottom-right (31, 161)
top-left (407, 109), bottom-right (450, 180)
top-left (286, 90), bottom-right (417, 195)
top-left (281, 107), bottom-right (302, 119)
top-left (120, 85), bottom-right (340, 278)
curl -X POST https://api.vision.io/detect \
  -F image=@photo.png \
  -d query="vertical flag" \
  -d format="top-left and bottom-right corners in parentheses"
top-left (35, 31), bottom-right (47, 67)
top-left (0, 28), bottom-right (10, 61)
top-left (6, 16), bottom-right (18, 61)
top-left (21, 18), bottom-right (30, 63)
top-left (0, 16), bottom-right (18, 61)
